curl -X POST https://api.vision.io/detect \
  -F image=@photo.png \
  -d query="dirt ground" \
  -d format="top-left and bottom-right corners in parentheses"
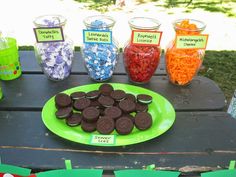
top-left (0, 0), bottom-right (236, 50)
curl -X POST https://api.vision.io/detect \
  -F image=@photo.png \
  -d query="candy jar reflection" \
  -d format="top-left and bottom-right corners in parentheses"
top-left (34, 15), bottom-right (74, 81)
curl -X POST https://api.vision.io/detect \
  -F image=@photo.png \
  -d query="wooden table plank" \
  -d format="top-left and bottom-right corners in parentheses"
top-left (19, 51), bottom-right (166, 75)
top-left (0, 75), bottom-right (225, 111)
top-left (0, 111), bottom-right (235, 171)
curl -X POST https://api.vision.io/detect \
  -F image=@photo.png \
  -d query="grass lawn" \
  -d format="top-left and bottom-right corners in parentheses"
top-left (199, 50), bottom-right (236, 106)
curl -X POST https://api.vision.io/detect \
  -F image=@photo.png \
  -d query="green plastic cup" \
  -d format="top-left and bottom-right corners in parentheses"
top-left (0, 37), bottom-right (21, 80)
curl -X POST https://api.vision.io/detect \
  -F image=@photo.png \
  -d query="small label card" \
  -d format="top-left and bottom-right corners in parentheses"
top-left (131, 30), bottom-right (162, 46)
top-left (83, 30), bottom-right (112, 44)
top-left (175, 34), bottom-right (209, 49)
top-left (34, 27), bottom-right (64, 43)
top-left (90, 134), bottom-right (116, 145)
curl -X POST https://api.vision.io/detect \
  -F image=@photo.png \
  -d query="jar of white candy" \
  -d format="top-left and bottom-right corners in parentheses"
top-left (33, 15), bottom-right (74, 81)
top-left (82, 15), bottom-right (119, 82)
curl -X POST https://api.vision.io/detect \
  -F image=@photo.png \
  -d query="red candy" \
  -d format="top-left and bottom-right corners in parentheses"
top-left (124, 44), bottom-right (161, 83)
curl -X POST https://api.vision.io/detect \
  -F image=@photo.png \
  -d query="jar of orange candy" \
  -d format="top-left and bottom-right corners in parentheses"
top-left (165, 19), bottom-right (208, 86)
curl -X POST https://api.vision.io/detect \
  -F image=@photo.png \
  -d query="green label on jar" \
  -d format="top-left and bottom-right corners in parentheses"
top-left (33, 27), bottom-right (64, 43)
top-left (175, 34), bottom-right (208, 49)
top-left (131, 30), bottom-right (162, 46)
top-left (83, 30), bottom-right (112, 44)
top-left (90, 134), bottom-right (116, 145)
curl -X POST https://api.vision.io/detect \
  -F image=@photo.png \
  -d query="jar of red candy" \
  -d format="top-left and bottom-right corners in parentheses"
top-left (123, 17), bottom-right (162, 83)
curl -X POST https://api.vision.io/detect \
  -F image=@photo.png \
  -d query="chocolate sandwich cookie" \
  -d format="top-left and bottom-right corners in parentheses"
top-left (81, 120), bottom-right (96, 132)
top-left (125, 93), bottom-right (136, 102)
top-left (98, 96), bottom-right (114, 107)
top-left (55, 107), bottom-right (73, 119)
top-left (66, 113), bottom-right (83, 127)
top-left (90, 100), bottom-right (101, 108)
top-left (70, 91), bottom-right (86, 101)
top-left (137, 94), bottom-right (152, 104)
top-left (99, 83), bottom-right (114, 96)
top-left (134, 112), bottom-right (152, 130)
top-left (73, 98), bottom-right (91, 111)
top-left (82, 106), bottom-right (100, 122)
top-left (135, 102), bottom-right (148, 112)
top-left (118, 99), bottom-right (136, 113)
top-left (110, 90), bottom-right (126, 101)
top-left (122, 114), bottom-right (135, 123)
top-left (104, 106), bottom-right (122, 120)
top-left (86, 90), bottom-right (100, 100)
top-left (96, 117), bottom-right (115, 134)
top-left (55, 93), bottom-right (72, 108)
top-left (115, 117), bottom-right (134, 135)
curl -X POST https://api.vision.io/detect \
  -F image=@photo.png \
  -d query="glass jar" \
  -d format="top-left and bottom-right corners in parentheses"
top-left (165, 19), bottom-right (206, 86)
top-left (123, 17), bottom-right (162, 84)
top-left (33, 15), bottom-right (74, 81)
top-left (82, 15), bottom-right (119, 82)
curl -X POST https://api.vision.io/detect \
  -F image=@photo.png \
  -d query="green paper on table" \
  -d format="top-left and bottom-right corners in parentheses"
top-left (201, 160), bottom-right (236, 177)
top-left (201, 170), bottom-right (236, 177)
top-left (114, 169), bottom-right (180, 177)
top-left (36, 169), bottom-right (103, 177)
top-left (0, 164), bottom-right (31, 176)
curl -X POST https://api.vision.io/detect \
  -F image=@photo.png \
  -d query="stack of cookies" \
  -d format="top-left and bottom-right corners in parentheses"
top-left (54, 83), bottom-right (153, 135)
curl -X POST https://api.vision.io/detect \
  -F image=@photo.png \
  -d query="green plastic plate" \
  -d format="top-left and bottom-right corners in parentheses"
top-left (42, 83), bottom-right (176, 146)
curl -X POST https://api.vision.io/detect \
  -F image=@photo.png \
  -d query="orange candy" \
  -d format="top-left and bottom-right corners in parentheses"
top-left (175, 19), bottom-right (199, 35)
top-left (166, 19), bottom-right (204, 85)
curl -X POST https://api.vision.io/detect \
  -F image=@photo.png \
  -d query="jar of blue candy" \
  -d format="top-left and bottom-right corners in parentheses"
top-left (82, 15), bottom-right (119, 82)
top-left (33, 15), bottom-right (74, 81)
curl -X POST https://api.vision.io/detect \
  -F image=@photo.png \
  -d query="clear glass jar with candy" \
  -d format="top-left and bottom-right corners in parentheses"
top-left (82, 15), bottom-right (119, 82)
top-left (33, 15), bottom-right (74, 81)
top-left (123, 17), bottom-right (162, 84)
top-left (165, 19), bottom-right (207, 86)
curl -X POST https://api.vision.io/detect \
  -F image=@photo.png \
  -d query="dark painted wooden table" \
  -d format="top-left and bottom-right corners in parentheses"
top-left (0, 51), bottom-right (235, 177)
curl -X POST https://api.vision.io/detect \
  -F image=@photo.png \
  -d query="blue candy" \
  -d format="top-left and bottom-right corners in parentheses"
top-left (83, 20), bottom-right (118, 81)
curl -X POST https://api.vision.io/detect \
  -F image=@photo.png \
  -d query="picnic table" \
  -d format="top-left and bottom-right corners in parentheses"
top-left (0, 51), bottom-right (235, 177)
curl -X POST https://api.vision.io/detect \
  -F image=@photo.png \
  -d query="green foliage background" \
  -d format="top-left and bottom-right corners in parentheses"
top-left (74, 0), bottom-right (236, 17)
top-left (199, 51), bottom-right (236, 106)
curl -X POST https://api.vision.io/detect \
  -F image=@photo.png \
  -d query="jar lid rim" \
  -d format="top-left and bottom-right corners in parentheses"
top-left (33, 14), bottom-right (67, 27)
top-left (173, 19), bottom-right (206, 32)
top-left (128, 17), bottom-right (161, 30)
top-left (83, 15), bottom-right (116, 28)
